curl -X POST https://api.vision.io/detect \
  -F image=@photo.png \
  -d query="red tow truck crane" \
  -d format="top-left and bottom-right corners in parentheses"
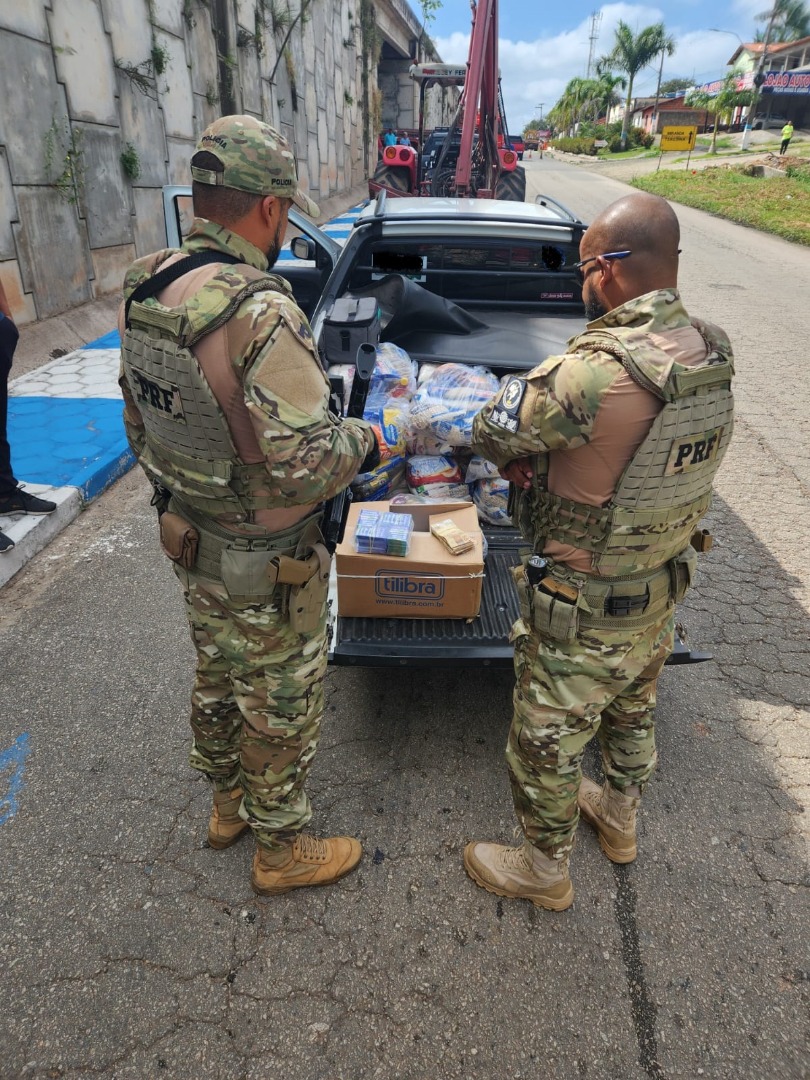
top-left (368, 0), bottom-right (526, 201)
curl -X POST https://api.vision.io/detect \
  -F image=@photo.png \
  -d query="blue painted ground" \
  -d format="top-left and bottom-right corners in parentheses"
top-left (8, 397), bottom-right (134, 500)
top-left (0, 732), bottom-right (31, 827)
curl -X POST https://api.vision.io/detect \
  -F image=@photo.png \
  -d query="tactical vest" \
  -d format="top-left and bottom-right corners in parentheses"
top-left (121, 257), bottom-right (295, 518)
top-left (513, 318), bottom-right (734, 577)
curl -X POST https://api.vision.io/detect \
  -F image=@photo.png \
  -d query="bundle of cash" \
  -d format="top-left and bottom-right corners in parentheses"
top-left (354, 510), bottom-right (414, 557)
top-left (430, 517), bottom-right (475, 556)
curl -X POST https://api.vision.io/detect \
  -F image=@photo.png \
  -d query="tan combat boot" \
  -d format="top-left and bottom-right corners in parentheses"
top-left (578, 776), bottom-right (639, 863)
top-left (207, 786), bottom-right (249, 849)
top-left (251, 834), bottom-right (362, 895)
top-left (463, 839), bottom-right (574, 911)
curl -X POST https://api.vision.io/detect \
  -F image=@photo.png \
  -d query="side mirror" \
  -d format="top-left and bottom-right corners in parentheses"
top-left (291, 235), bottom-right (316, 261)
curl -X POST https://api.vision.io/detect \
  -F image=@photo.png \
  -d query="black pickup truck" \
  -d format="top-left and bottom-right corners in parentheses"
top-left (163, 188), bottom-right (707, 668)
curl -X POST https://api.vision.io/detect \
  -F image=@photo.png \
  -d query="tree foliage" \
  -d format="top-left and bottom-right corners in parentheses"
top-left (754, 0), bottom-right (810, 42)
top-left (687, 72), bottom-right (753, 154)
top-left (598, 21), bottom-right (675, 148)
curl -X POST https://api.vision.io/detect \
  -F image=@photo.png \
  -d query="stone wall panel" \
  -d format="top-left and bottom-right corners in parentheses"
top-left (76, 126), bottom-right (134, 250)
top-left (117, 76), bottom-right (169, 189)
top-left (0, 33), bottom-right (70, 186)
top-left (0, 0), bottom-right (48, 40)
top-left (100, 0), bottom-right (153, 68)
top-left (238, 43), bottom-right (262, 116)
top-left (167, 137), bottom-right (195, 186)
top-left (91, 243), bottom-right (137, 298)
top-left (0, 260), bottom-right (38, 324)
top-left (49, 0), bottom-right (118, 125)
top-left (0, 148), bottom-right (19, 262)
top-left (13, 189), bottom-right (93, 318)
top-left (151, 0), bottom-right (185, 38)
top-left (132, 187), bottom-right (171, 258)
top-left (154, 31), bottom-right (195, 139)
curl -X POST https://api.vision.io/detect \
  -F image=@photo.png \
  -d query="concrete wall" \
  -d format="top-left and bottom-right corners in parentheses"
top-left (0, 0), bottom-right (436, 326)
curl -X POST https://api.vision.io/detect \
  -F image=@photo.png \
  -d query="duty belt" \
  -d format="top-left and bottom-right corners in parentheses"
top-left (545, 561), bottom-right (676, 631)
top-left (172, 498), bottom-right (322, 582)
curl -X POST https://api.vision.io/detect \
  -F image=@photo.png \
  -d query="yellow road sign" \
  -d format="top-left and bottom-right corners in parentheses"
top-left (660, 126), bottom-right (697, 151)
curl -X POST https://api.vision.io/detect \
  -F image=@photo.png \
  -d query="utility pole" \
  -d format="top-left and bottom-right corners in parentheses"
top-left (651, 47), bottom-right (666, 137)
top-left (743, 5), bottom-right (779, 150)
top-left (586, 11), bottom-right (602, 78)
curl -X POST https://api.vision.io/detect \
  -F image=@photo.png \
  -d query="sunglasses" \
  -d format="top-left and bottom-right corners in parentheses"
top-left (573, 248), bottom-right (682, 284)
top-left (573, 250), bottom-right (632, 283)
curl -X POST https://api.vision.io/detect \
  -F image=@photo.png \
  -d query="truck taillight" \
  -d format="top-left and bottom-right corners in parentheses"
top-left (503, 151), bottom-right (516, 165)
top-left (384, 147), bottom-right (397, 160)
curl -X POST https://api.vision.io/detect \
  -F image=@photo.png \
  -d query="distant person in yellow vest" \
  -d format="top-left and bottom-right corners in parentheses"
top-left (780, 121), bottom-right (794, 155)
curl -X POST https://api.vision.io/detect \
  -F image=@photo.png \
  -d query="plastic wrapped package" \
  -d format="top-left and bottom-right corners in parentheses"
top-left (362, 405), bottom-right (408, 461)
top-left (465, 455), bottom-right (500, 483)
top-left (406, 455), bottom-right (469, 501)
top-left (390, 492), bottom-right (467, 506)
top-left (354, 509), bottom-right (414, 556)
top-left (407, 363), bottom-right (499, 453)
top-left (366, 342), bottom-right (418, 406)
top-left (352, 455), bottom-right (407, 501)
top-left (472, 477), bottom-right (511, 526)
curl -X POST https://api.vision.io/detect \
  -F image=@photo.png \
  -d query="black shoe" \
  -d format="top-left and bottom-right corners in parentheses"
top-left (0, 530), bottom-right (14, 553)
top-left (0, 488), bottom-right (57, 516)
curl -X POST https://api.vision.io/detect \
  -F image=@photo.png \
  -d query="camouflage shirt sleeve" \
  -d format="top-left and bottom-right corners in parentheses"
top-left (471, 349), bottom-right (625, 468)
top-left (236, 290), bottom-right (376, 505)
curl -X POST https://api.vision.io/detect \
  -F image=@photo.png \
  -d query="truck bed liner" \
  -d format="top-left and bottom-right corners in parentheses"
top-left (333, 531), bottom-right (523, 666)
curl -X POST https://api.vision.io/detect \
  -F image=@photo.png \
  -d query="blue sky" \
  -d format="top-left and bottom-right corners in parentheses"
top-left (430, 0), bottom-right (769, 130)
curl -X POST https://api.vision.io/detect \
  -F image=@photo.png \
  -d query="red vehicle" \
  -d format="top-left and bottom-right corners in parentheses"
top-left (368, 0), bottom-right (526, 201)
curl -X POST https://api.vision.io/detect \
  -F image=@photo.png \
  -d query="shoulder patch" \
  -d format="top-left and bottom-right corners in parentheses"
top-left (501, 377), bottom-right (526, 415)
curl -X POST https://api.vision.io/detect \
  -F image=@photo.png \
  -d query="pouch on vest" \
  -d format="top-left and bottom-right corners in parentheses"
top-left (322, 297), bottom-right (381, 365)
top-left (531, 577), bottom-right (581, 641)
top-left (159, 511), bottom-right (199, 570)
top-left (220, 547), bottom-right (278, 604)
top-left (669, 545), bottom-right (697, 604)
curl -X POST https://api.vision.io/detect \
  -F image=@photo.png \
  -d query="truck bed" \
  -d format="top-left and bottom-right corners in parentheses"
top-left (333, 527), bottom-right (523, 666)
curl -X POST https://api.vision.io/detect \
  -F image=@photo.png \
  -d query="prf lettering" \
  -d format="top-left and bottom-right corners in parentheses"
top-left (666, 426), bottom-right (724, 474)
top-left (131, 368), bottom-right (185, 421)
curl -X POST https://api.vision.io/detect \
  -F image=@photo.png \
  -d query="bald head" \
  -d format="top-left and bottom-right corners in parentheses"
top-left (578, 194), bottom-right (681, 319)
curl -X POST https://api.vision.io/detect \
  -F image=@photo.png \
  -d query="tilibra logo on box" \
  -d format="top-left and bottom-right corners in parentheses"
top-left (375, 570), bottom-right (445, 600)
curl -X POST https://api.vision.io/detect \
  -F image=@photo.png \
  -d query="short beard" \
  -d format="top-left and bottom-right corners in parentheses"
top-left (265, 219), bottom-right (285, 268)
top-left (584, 295), bottom-right (608, 321)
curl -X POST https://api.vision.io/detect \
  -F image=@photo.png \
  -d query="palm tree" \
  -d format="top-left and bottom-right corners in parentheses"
top-left (755, 0), bottom-right (810, 42)
top-left (599, 21), bottom-right (676, 149)
top-left (592, 69), bottom-right (627, 125)
top-left (687, 72), bottom-right (753, 154)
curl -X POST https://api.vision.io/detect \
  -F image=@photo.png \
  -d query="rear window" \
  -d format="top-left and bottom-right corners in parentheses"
top-left (349, 238), bottom-right (581, 309)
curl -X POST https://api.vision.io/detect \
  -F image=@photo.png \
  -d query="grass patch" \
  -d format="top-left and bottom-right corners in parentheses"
top-left (631, 165), bottom-right (810, 246)
top-left (597, 146), bottom-right (655, 160)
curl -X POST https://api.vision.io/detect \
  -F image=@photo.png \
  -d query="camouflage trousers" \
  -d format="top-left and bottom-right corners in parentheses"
top-left (507, 603), bottom-right (675, 859)
top-left (174, 566), bottom-right (328, 852)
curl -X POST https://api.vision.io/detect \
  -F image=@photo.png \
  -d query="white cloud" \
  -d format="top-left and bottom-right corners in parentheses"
top-left (435, 3), bottom-right (751, 132)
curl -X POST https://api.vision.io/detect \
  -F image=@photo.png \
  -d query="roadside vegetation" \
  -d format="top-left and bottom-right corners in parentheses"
top-left (631, 162), bottom-right (810, 246)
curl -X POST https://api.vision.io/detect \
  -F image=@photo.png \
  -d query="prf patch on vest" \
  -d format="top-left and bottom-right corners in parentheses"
top-left (490, 377), bottom-right (527, 433)
top-left (130, 366), bottom-right (186, 422)
top-left (665, 426), bottom-right (724, 475)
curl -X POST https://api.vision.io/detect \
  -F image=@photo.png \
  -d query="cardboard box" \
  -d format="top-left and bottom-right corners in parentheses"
top-left (336, 501), bottom-right (484, 619)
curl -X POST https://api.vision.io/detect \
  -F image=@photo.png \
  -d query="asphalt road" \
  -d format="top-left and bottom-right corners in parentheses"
top-left (1, 161), bottom-right (808, 1080)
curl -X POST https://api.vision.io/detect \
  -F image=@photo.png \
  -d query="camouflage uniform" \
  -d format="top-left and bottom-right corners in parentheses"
top-left (472, 291), bottom-right (733, 859)
top-left (119, 118), bottom-right (374, 851)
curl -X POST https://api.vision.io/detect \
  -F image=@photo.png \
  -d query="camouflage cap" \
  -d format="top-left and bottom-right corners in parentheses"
top-left (192, 115), bottom-right (319, 218)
